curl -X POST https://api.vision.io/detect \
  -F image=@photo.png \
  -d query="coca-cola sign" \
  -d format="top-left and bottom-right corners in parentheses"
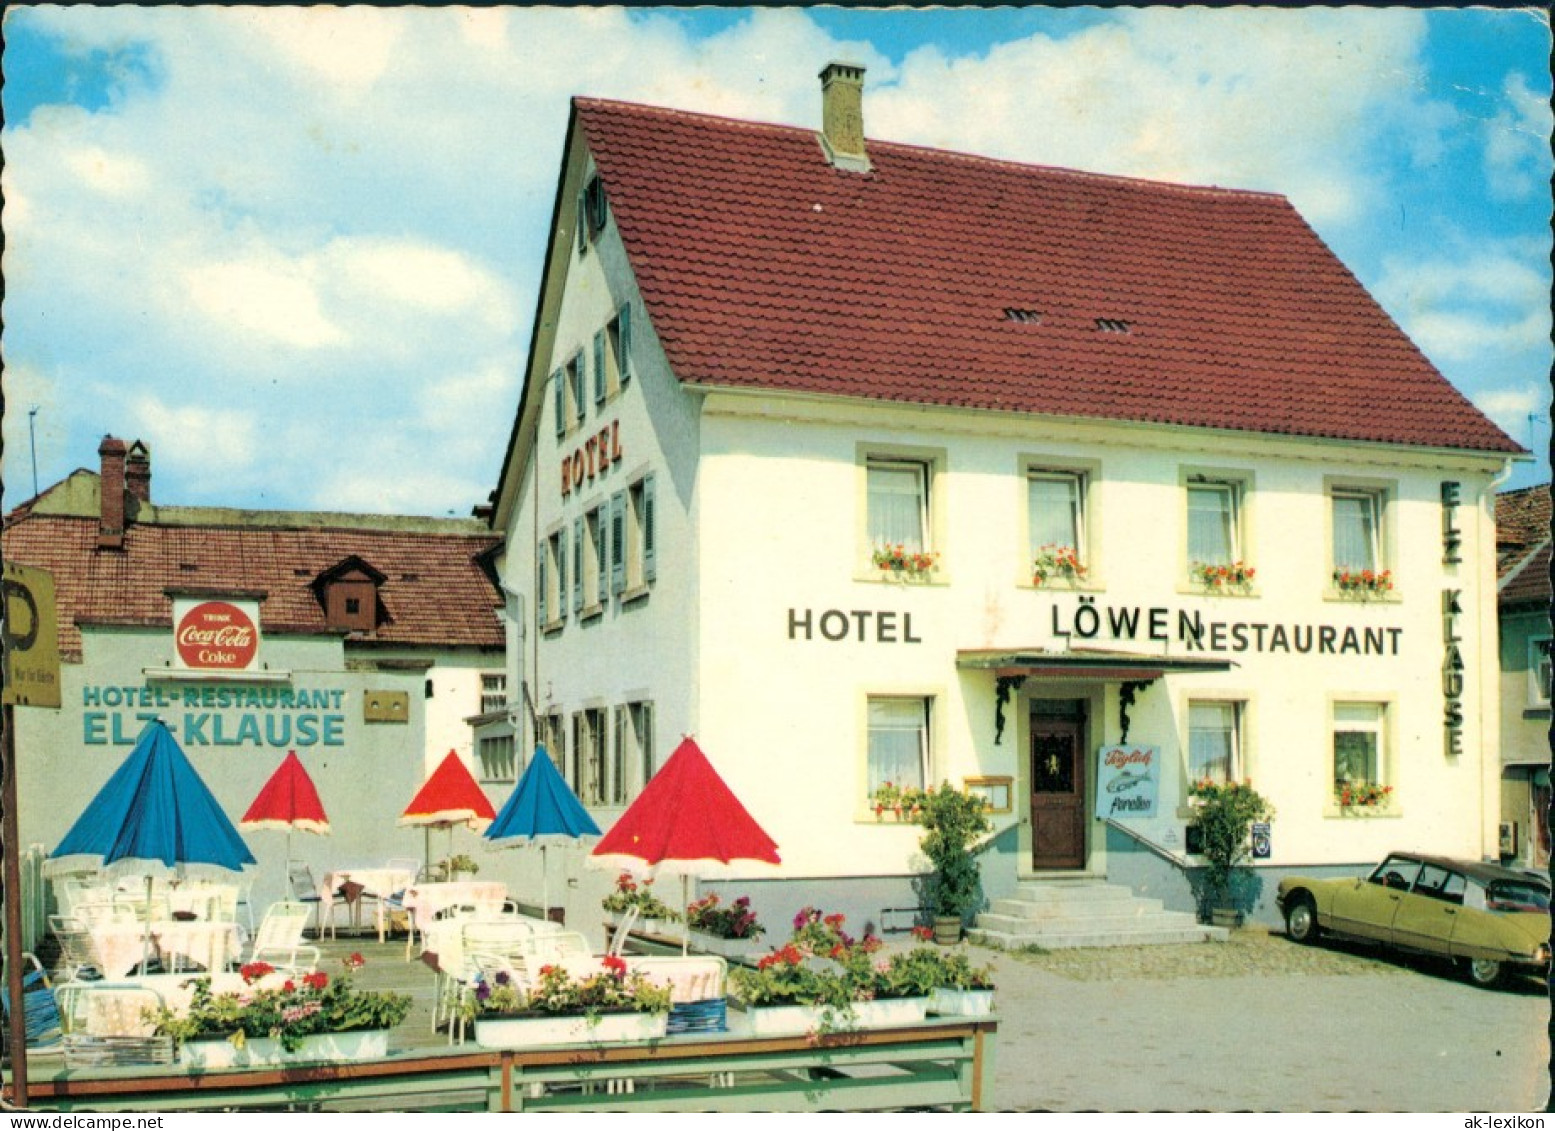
top-left (176, 601), bottom-right (259, 670)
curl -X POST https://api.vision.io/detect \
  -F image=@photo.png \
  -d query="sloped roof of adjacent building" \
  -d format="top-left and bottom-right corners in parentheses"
top-left (3, 471), bottom-right (504, 662)
top-left (1496, 483), bottom-right (1552, 608)
top-left (574, 97), bottom-right (1521, 456)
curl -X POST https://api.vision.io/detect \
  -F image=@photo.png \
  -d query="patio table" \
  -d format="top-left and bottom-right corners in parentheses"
top-left (321, 867), bottom-right (416, 937)
top-left (88, 919), bottom-right (240, 978)
top-left (419, 913), bottom-right (561, 978)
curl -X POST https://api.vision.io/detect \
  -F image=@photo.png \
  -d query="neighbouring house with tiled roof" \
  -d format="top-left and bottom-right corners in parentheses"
top-left (1494, 483), bottom-right (1551, 869)
top-left (488, 64), bottom-right (1527, 939)
top-left (3, 436), bottom-right (507, 923)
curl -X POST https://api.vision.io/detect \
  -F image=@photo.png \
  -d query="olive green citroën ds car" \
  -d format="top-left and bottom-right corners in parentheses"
top-left (1276, 852), bottom-right (1551, 988)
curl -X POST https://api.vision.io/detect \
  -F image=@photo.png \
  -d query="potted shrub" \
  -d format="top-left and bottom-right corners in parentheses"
top-left (442, 853), bottom-right (480, 881)
top-left (600, 871), bottom-right (680, 935)
top-left (467, 954), bottom-right (672, 1049)
top-left (914, 783), bottom-right (993, 944)
top-left (684, 892), bottom-right (765, 959)
top-left (1186, 778), bottom-right (1275, 927)
top-left (150, 954), bottom-right (412, 1068)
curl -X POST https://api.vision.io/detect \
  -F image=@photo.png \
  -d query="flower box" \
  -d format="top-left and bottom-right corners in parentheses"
top-left (179, 1029), bottom-right (388, 1070)
top-left (742, 997), bottom-right (929, 1037)
top-left (928, 988), bottom-right (994, 1017)
top-left (472, 1011), bottom-right (668, 1049)
top-left (688, 930), bottom-right (764, 960)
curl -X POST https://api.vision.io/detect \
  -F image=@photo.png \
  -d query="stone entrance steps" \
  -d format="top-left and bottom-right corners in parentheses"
top-left (969, 878), bottom-right (1229, 950)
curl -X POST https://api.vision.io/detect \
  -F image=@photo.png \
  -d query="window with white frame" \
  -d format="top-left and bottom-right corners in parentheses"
top-left (1530, 638), bottom-right (1552, 708)
top-left (1029, 470), bottom-right (1086, 573)
top-left (1187, 480), bottom-right (1241, 568)
top-left (1187, 700), bottom-right (1242, 784)
top-left (594, 305), bottom-right (633, 405)
top-left (1333, 702), bottom-right (1386, 790)
top-left (477, 734), bottom-right (516, 784)
top-left (553, 353), bottom-right (588, 438)
top-left (580, 506), bottom-right (605, 612)
top-left (611, 700), bottom-right (655, 805)
top-left (867, 458), bottom-right (930, 555)
top-left (867, 697), bottom-right (930, 798)
top-left (538, 533), bottom-right (566, 628)
top-left (480, 673), bottom-right (507, 716)
top-left (623, 476), bottom-right (656, 591)
top-left (573, 708), bottom-right (606, 805)
top-left (1331, 488), bottom-right (1384, 573)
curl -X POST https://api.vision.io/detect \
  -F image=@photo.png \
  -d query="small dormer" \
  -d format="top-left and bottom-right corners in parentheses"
top-left (312, 556), bottom-right (388, 633)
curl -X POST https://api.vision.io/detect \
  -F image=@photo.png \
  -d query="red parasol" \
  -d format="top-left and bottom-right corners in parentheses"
top-left (240, 749), bottom-right (330, 863)
top-left (400, 750), bottom-right (497, 867)
top-left (590, 737), bottom-right (779, 950)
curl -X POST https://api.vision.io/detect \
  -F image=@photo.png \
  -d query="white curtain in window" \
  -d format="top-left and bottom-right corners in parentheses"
top-left (1029, 475), bottom-right (1080, 554)
top-left (1332, 493), bottom-right (1378, 572)
top-left (1333, 702), bottom-right (1382, 785)
top-left (1188, 701), bottom-right (1237, 782)
top-left (868, 698), bottom-right (928, 792)
top-left (1188, 485), bottom-right (1235, 564)
top-left (868, 463), bottom-right (926, 552)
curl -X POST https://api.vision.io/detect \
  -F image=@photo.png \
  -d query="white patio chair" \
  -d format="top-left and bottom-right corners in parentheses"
top-left (607, 906), bottom-right (640, 956)
top-left (241, 901), bottom-right (321, 975)
top-left (48, 915), bottom-right (105, 983)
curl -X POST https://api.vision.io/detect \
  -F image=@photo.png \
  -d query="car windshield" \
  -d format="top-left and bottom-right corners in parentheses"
top-left (1483, 879), bottom-right (1550, 913)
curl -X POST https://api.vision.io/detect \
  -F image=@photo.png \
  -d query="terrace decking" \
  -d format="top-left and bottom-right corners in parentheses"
top-left (14, 934), bottom-right (996, 1112)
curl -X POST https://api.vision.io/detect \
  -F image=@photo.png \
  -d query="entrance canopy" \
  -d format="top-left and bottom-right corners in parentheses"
top-left (957, 648), bottom-right (1234, 745)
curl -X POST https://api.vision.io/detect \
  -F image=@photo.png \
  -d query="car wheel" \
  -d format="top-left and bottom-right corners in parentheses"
top-left (1464, 957), bottom-right (1504, 989)
top-left (1284, 895), bottom-right (1321, 945)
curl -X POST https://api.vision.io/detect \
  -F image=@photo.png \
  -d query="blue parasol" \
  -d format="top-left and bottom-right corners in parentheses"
top-left (52, 719), bottom-right (255, 970)
top-left (483, 746), bottom-right (600, 915)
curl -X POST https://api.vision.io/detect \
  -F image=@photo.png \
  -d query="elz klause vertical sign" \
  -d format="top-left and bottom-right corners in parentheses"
top-left (2, 562), bottom-right (61, 708)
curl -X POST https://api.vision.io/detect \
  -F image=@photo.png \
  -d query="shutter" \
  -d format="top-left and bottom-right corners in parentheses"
top-left (572, 519), bottom-right (584, 613)
top-left (617, 303), bottom-right (632, 386)
top-left (552, 368), bottom-right (565, 437)
top-left (593, 331), bottom-right (607, 404)
top-left (576, 187), bottom-right (588, 254)
top-left (643, 473), bottom-right (656, 583)
top-left (556, 533), bottom-right (567, 618)
top-left (611, 491), bottom-right (626, 594)
top-left (538, 541), bottom-right (550, 628)
top-left (572, 354), bottom-right (585, 425)
top-left (594, 509), bottom-right (607, 601)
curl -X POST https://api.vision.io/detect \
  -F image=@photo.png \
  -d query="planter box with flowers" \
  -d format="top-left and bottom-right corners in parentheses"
top-left (729, 909), bottom-right (935, 1039)
top-left (1192, 560), bottom-right (1255, 593)
top-left (1332, 568), bottom-right (1394, 599)
top-left (1335, 781), bottom-right (1394, 814)
top-left (685, 893), bottom-right (765, 960)
top-left (601, 872), bottom-right (681, 937)
top-left (895, 932), bottom-right (998, 1017)
top-left (468, 957), bottom-right (671, 1050)
top-left (151, 954), bottom-right (411, 1069)
top-left (871, 544), bottom-right (939, 582)
top-left (867, 781), bottom-right (926, 823)
top-left (1032, 544), bottom-right (1087, 587)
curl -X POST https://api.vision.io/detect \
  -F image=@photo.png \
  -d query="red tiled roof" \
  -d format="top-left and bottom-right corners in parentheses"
top-left (2, 508), bottom-right (503, 662)
top-left (577, 98), bottom-right (1521, 455)
top-left (1496, 484), bottom-right (1552, 607)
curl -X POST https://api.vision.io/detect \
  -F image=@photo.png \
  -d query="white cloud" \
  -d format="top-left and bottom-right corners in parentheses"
top-left (62, 146), bottom-right (150, 197)
top-left (1473, 386), bottom-right (1546, 444)
top-left (183, 258), bottom-right (346, 350)
top-left (1376, 246), bottom-right (1552, 363)
top-left (1485, 72), bottom-right (1555, 200)
top-left (127, 395), bottom-right (260, 475)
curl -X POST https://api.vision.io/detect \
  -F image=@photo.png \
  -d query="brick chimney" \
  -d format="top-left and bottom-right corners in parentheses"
top-left (818, 61), bottom-right (870, 173)
top-left (98, 435), bottom-right (128, 550)
top-left (125, 440), bottom-right (152, 508)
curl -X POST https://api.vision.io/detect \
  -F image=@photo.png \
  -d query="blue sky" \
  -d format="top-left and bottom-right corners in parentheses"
top-left (3, 6), bottom-right (1549, 515)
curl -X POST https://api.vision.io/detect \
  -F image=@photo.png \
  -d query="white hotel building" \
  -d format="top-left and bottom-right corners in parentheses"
top-left (486, 67), bottom-right (1525, 931)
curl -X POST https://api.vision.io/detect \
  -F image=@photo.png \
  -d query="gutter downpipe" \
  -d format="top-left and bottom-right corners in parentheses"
top-left (1479, 459), bottom-right (1517, 861)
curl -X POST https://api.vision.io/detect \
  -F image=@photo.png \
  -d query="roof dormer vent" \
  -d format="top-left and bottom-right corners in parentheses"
top-left (818, 61), bottom-right (870, 174)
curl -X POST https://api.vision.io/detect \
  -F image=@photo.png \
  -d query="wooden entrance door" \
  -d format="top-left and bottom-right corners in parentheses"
top-left (1031, 719), bottom-right (1086, 869)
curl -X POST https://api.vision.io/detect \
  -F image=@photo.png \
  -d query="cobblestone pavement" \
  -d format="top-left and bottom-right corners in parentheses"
top-left (967, 927), bottom-right (1549, 1112)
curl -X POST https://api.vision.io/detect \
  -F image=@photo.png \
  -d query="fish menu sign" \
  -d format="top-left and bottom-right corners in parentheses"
top-left (1094, 744), bottom-right (1160, 819)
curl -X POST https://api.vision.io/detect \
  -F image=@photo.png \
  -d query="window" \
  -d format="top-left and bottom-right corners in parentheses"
top-left (1187, 481), bottom-right (1240, 567)
top-left (1528, 638), bottom-right (1551, 708)
top-left (551, 351), bottom-right (589, 438)
top-left (539, 711), bottom-right (566, 770)
top-left (576, 175), bottom-right (607, 252)
top-left (581, 506), bottom-right (606, 613)
top-left (480, 673), bottom-right (507, 716)
top-left (573, 708), bottom-right (606, 805)
top-left (593, 305), bottom-right (633, 404)
top-left (867, 697), bottom-right (930, 797)
top-left (1331, 488), bottom-right (1383, 573)
top-left (621, 475), bottom-right (656, 592)
top-left (538, 533), bottom-right (566, 628)
top-left (477, 734), bottom-right (516, 784)
top-left (1187, 701), bottom-right (1242, 783)
top-left (345, 597), bottom-right (361, 615)
top-left (1029, 470), bottom-right (1086, 567)
top-left (572, 518), bottom-right (584, 615)
top-left (867, 459), bottom-right (930, 554)
top-left (1333, 702), bottom-right (1386, 791)
top-left (612, 701), bottom-right (655, 805)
